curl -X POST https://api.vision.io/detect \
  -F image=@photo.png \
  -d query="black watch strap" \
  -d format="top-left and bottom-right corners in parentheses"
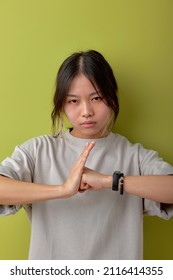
top-left (112, 171), bottom-right (123, 191)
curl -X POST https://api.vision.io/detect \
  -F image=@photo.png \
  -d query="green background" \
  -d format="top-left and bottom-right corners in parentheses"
top-left (0, 0), bottom-right (173, 259)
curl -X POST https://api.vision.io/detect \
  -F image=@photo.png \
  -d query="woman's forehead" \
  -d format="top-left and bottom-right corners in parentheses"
top-left (67, 74), bottom-right (99, 94)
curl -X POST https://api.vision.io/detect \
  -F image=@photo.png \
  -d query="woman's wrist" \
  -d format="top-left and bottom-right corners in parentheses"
top-left (104, 175), bottom-right (113, 188)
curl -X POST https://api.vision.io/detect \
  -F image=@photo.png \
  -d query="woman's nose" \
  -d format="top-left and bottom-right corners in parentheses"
top-left (81, 102), bottom-right (94, 118)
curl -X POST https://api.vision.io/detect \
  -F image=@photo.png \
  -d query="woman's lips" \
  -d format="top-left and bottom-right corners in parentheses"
top-left (80, 121), bottom-right (96, 128)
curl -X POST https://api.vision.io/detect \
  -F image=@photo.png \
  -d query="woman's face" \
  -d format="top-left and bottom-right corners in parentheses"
top-left (64, 74), bottom-right (112, 139)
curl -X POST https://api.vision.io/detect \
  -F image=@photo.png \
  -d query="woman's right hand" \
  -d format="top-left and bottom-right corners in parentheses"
top-left (0, 142), bottom-right (95, 205)
top-left (63, 141), bottom-right (95, 197)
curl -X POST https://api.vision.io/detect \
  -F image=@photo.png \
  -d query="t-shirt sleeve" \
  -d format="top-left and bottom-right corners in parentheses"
top-left (138, 145), bottom-right (173, 219)
top-left (0, 141), bottom-right (35, 216)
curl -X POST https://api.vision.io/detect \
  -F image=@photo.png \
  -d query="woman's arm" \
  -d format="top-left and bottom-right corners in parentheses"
top-left (0, 142), bottom-right (95, 205)
top-left (0, 175), bottom-right (65, 204)
top-left (81, 168), bottom-right (173, 203)
top-left (124, 175), bottom-right (173, 203)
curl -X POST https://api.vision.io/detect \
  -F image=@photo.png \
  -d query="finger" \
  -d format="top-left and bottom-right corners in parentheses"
top-left (77, 141), bottom-right (95, 167)
top-left (78, 189), bottom-right (86, 193)
top-left (79, 183), bottom-right (91, 192)
top-left (81, 141), bottom-right (95, 160)
top-left (85, 141), bottom-right (95, 152)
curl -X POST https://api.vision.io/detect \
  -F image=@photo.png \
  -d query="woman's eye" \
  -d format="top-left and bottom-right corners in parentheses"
top-left (68, 99), bottom-right (77, 104)
top-left (92, 96), bottom-right (101, 102)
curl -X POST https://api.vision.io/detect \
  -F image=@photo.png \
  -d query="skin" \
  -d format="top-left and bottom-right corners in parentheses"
top-left (64, 74), bottom-right (112, 139)
top-left (0, 74), bottom-right (173, 204)
top-left (64, 74), bottom-right (173, 203)
top-left (0, 142), bottom-right (95, 204)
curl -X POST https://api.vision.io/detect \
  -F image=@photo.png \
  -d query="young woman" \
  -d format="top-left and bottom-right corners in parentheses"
top-left (0, 50), bottom-right (173, 260)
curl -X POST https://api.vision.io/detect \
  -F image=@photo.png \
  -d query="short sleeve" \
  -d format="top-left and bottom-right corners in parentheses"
top-left (138, 145), bottom-right (173, 219)
top-left (0, 141), bottom-right (35, 216)
top-left (139, 146), bottom-right (173, 176)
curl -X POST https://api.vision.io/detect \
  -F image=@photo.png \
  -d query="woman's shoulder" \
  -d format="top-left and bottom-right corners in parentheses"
top-left (19, 134), bottom-right (53, 146)
top-left (17, 134), bottom-right (60, 154)
top-left (111, 132), bottom-right (141, 150)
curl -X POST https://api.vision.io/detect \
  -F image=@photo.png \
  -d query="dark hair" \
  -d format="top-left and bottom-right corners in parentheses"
top-left (51, 50), bottom-right (119, 133)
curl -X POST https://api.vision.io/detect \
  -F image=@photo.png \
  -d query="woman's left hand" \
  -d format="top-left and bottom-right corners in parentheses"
top-left (80, 167), bottom-right (111, 192)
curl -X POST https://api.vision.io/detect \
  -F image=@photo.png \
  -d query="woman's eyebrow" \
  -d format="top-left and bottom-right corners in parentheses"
top-left (66, 91), bottom-right (100, 97)
top-left (66, 94), bottom-right (78, 97)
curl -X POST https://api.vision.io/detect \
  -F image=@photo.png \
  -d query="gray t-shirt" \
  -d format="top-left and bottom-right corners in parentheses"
top-left (0, 131), bottom-right (173, 259)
